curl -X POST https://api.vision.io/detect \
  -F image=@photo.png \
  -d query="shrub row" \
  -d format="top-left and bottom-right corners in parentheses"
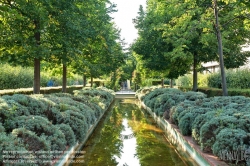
top-left (179, 86), bottom-right (250, 97)
top-left (177, 68), bottom-right (250, 89)
top-left (138, 87), bottom-right (206, 118)
top-left (137, 87), bottom-right (250, 165)
top-left (0, 87), bottom-right (114, 165)
top-left (0, 63), bottom-right (83, 90)
top-left (177, 73), bottom-right (208, 87)
top-left (207, 68), bottom-right (250, 89)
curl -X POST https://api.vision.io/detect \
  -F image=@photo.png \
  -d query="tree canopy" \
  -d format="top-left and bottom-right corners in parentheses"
top-left (0, 0), bottom-right (126, 93)
top-left (132, 0), bottom-right (250, 92)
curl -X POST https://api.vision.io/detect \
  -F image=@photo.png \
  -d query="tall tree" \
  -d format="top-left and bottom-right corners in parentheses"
top-left (213, 0), bottom-right (227, 95)
top-left (71, 2), bottom-right (125, 87)
top-left (133, 0), bottom-right (250, 93)
top-left (0, 0), bottom-right (52, 93)
top-left (46, 0), bottom-right (90, 92)
top-left (132, 3), bottom-right (191, 82)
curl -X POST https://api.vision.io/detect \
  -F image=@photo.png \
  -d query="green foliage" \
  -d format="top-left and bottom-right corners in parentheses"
top-left (212, 128), bottom-right (249, 163)
top-left (0, 64), bottom-right (33, 89)
top-left (176, 74), bottom-right (193, 87)
top-left (0, 123), bottom-right (4, 133)
top-left (12, 128), bottom-right (51, 165)
top-left (0, 63), bottom-right (83, 89)
top-left (55, 124), bottom-right (76, 146)
top-left (178, 108), bottom-right (210, 136)
top-left (207, 72), bottom-right (222, 88)
top-left (137, 86), bottom-right (250, 164)
top-left (179, 86), bottom-right (250, 98)
top-left (74, 87), bottom-right (115, 110)
top-left (133, 0), bottom-right (250, 93)
top-left (135, 86), bottom-right (160, 100)
top-left (7, 116), bottom-right (66, 151)
top-left (0, 0), bottom-right (124, 93)
top-left (208, 69), bottom-right (250, 89)
top-left (0, 131), bottom-right (29, 166)
top-left (0, 88), bottom-right (115, 164)
top-left (132, 70), bottom-right (142, 86)
top-left (177, 73), bottom-right (208, 87)
top-left (46, 94), bottom-right (95, 126)
top-left (152, 80), bottom-right (162, 86)
top-left (141, 87), bottom-right (206, 119)
top-left (132, 2), bottom-right (192, 80)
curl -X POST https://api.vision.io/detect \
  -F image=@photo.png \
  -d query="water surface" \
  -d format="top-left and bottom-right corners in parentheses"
top-left (72, 99), bottom-right (197, 166)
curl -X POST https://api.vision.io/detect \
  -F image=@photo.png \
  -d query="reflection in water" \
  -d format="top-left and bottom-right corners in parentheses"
top-left (72, 99), bottom-right (195, 166)
top-left (114, 119), bottom-right (140, 166)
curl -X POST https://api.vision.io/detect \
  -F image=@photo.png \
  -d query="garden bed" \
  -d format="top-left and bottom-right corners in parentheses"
top-left (139, 101), bottom-right (228, 166)
top-left (0, 87), bottom-right (115, 166)
top-left (136, 86), bottom-right (250, 166)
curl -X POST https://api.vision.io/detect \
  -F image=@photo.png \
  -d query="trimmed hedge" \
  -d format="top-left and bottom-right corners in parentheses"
top-left (137, 86), bottom-right (250, 165)
top-left (139, 87), bottom-right (206, 119)
top-left (0, 87), bottom-right (115, 165)
top-left (177, 69), bottom-right (250, 90)
top-left (0, 63), bottom-right (83, 90)
top-left (207, 69), bottom-right (250, 89)
top-left (179, 86), bottom-right (250, 97)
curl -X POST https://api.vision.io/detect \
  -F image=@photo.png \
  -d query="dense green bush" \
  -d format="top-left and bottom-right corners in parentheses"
top-left (55, 124), bottom-right (76, 146)
top-left (0, 123), bottom-right (4, 133)
top-left (0, 64), bottom-right (33, 90)
top-left (178, 108), bottom-right (210, 136)
top-left (2, 94), bottom-right (47, 115)
top-left (176, 74), bottom-right (192, 87)
top-left (212, 128), bottom-right (249, 161)
top-left (0, 131), bottom-right (29, 166)
top-left (137, 86), bottom-right (250, 165)
top-left (143, 88), bottom-right (182, 109)
top-left (141, 87), bottom-right (206, 119)
top-left (71, 95), bottom-right (103, 118)
top-left (12, 128), bottom-right (51, 152)
top-left (177, 73), bottom-right (208, 87)
top-left (135, 86), bottom-right (160, 100)
top-left (74, 87), bottom-right (115, 110)
top-left (59, 110), bottom-right (88, 141)
top-left (45, 94), bottom-right (95, 127)
top-left (0, 88), bottom-right (115, 164)
top-left (208, 68), bottom-right (250, 89)
top-left (207, 72), bottom-right (222, 88)
top-left (12, 128), bottom-right (51, 165)
top-left (178, 69), bottom-right (250, 89)
top-left (0, 63), bottom-right (83, 90)
top-left (171, 96), bottom-right (250, 150)
top-left (7, 116), bottom-right (67, 151)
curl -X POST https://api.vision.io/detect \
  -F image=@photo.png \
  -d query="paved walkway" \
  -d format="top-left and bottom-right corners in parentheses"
top-left (115, 89), bottom-right (136, 94)
top-left (115, 90), bottom-right (136, 98)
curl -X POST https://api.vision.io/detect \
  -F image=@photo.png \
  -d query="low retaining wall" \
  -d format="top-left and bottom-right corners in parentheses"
top-left (55, 99), bottom-right (115, 166)
top-left (139, 101), bottom-right (228, 166)
top-left (0, 85), bottom-right (84, 96)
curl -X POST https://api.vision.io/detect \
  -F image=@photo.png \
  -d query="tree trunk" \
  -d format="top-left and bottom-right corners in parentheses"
top-left (91, 77), bottom-right (93, 87)
top-left (170, 79), bottom-right (173, 88)
top-left (33, 58), bottom-right (40, 94)
top-left (161, 78), bottom-right (164, 87)
top-left (62, 64), bottom-right (67, 93)
top-left (33, 20), bottom-right (41, 94)
top-left (83, 75), bottom-right (87, 87)
top-left (192, 52), bottom-right (198, 92)
top-left (213, 0), bottom-right (228, 96)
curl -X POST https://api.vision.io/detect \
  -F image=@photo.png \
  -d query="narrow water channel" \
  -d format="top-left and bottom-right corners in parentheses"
top-left (72, 99), bottom-right (198, 166)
